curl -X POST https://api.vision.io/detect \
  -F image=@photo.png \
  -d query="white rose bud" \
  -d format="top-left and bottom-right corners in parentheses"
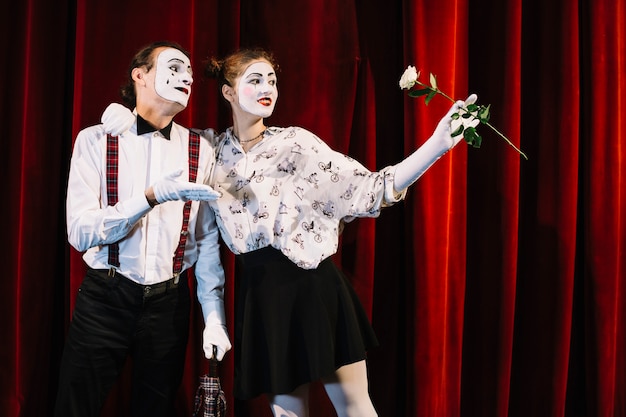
top-left (399, 65), bottom-right (418, 90)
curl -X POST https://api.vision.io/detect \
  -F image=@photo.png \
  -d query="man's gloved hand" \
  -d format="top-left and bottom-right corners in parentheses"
top-left (203, 319), bottom-right (232, 361)
top-left (152, 169), bottom-right (221, 203)
top-left (101, 103), bottom-right (135, 136)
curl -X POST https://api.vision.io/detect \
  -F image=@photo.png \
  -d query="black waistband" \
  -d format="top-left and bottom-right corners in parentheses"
top-left (236, 246), bottom-right (288, 268)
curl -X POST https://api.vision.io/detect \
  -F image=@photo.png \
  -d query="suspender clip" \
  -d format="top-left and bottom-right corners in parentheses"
top-left (108, 267), bottom-right (116, 277)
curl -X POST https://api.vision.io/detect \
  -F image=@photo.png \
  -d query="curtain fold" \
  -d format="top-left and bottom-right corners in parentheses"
top-left (0, 1), bottom-right (73, 415)
top-left (2, 1), bottom-right (625, 416)
top-left (506, 0), bottom-right (581, 415)
top-left (403, 1), bottom-right (469, 416)
top-left (585, 0), bottom-right (626, 416)
top-left (463, 0), bottom-right (523, 414)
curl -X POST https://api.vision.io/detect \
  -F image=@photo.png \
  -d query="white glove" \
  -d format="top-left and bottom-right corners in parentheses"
top-left (203, 313), bottom-right (232, 361)
top-left (394, 94), bottom-right (478, 191)
top-left (101, 103), bottom-right (136, 136)
top-left (152, 169), bottom-right (221, 203)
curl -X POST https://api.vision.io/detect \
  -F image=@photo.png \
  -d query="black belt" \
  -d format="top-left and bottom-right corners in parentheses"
top-left (91, 268), bottom-right (187, 297)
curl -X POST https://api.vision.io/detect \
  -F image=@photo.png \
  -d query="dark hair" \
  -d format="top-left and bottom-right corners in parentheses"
top-left (120, 41), bottom-right (190, 108)
top-left (204, 48), bottom-right (278, 91)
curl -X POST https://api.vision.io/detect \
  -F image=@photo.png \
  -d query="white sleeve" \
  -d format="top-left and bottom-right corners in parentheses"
top-left (392, 133), bottom-right (452, 192)
top-left (66, 127), bottom-right (151, 252)
top-left (193, 201), bottom-right (226, 325)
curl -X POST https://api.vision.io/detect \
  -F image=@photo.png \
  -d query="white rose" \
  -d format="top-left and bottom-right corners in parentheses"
top-left (399, 65), bottom-right (418, 90)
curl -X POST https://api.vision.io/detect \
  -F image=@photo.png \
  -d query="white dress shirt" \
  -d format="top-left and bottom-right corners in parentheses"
top-left (66, 120), bottom-right (225, 322)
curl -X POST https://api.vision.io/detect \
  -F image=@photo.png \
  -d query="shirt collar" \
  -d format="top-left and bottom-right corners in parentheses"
top-left (136, 114), bottom-right (173, 140)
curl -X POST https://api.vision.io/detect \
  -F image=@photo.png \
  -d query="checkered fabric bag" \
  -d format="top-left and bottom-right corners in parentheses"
top-left (193, 348), bottom-right (226, 417)
top-left (192, 375), bottom-right (226, 417)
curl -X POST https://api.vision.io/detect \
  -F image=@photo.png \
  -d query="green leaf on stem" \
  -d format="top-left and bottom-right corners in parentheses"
top-left (478, 104), bottom-right (491, 123)
top-left (424, 91), bottom-right (437, 105)
top-left (451, 124), bottom-right (464, 137)
top-left (463, 127), bottom-right (482, 148)
top-left (408, 88), bottom-right (432, 98)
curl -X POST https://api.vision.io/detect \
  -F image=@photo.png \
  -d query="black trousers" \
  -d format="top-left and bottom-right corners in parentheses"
top-left (54, 268), bottom-right (191, 417)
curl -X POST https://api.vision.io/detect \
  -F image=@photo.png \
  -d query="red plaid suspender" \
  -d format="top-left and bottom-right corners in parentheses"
top-left (105, 130), bottom-right (200, 278)
top-left (173, 130), bottom-right (200, 277)
top-left (106, 134), bottom-right (120, 269)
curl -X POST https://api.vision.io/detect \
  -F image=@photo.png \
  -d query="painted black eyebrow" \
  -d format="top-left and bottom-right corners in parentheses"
top-left (245, 72), bottom-right (276, 78)
top-left (167, 58), bottom-right (192, 73)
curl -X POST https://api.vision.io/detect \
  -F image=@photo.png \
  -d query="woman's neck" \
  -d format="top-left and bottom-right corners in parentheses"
top-left (232, 113), bottom-right (267, 150)
top-left (232, 113), bottom-right (265, 139)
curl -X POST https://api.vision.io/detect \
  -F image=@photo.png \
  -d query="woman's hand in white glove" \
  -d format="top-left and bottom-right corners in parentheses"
top-left (431, 94), bottom-right (478, 149)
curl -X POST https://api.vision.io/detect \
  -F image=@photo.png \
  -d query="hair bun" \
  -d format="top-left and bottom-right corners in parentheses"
top-left (204, 57), bottom-right (223, 79)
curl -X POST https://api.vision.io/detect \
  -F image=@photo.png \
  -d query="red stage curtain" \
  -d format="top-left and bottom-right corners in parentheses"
top-left (585, 0), bottom-right (626, 416)
top-left (1, 0), bottom-right (624, 416)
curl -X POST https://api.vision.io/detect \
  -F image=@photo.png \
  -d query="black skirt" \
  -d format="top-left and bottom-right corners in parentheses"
top-left (233, 246), bottom-right (378, 400)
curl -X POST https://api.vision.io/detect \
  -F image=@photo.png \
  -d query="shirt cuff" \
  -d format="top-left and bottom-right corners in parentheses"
top-left (202, 300), bottom-right (226, 326)
top-left (383, 167), bottom-right (407, 205)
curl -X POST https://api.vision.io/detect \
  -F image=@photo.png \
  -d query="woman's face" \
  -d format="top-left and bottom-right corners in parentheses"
top-left (235, 61), bottom-right (278, 118)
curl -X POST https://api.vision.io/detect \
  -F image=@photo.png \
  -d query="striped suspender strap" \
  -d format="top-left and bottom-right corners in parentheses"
top-left (106, 134), bottom-right (120, 272)
top-left (172, 130), bottom-right (200, 279)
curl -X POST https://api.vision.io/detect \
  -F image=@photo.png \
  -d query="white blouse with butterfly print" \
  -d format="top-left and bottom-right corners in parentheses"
top-left (206, 126), bottom-right (406, 269)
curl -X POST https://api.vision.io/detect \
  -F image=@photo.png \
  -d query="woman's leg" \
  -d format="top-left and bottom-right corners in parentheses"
top-left (267, 383), bottom-right (310, 417)
top-left (321, 360), bottom-right (378, 417)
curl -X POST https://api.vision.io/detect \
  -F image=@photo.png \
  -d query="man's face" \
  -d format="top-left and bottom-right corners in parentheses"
top-left (236, 61), bottom-right (278, 118)
top-left (154, 48), bottom-right (193, 107)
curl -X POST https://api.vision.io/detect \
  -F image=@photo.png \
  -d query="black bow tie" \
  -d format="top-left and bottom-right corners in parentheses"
top-left (136, 114), bottom-right (173, 140)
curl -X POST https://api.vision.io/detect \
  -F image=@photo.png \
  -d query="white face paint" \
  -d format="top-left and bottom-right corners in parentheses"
top-left (154, 48), bottom-right (193, 107)
top-left (237, 61), bottom-right (278, 118)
